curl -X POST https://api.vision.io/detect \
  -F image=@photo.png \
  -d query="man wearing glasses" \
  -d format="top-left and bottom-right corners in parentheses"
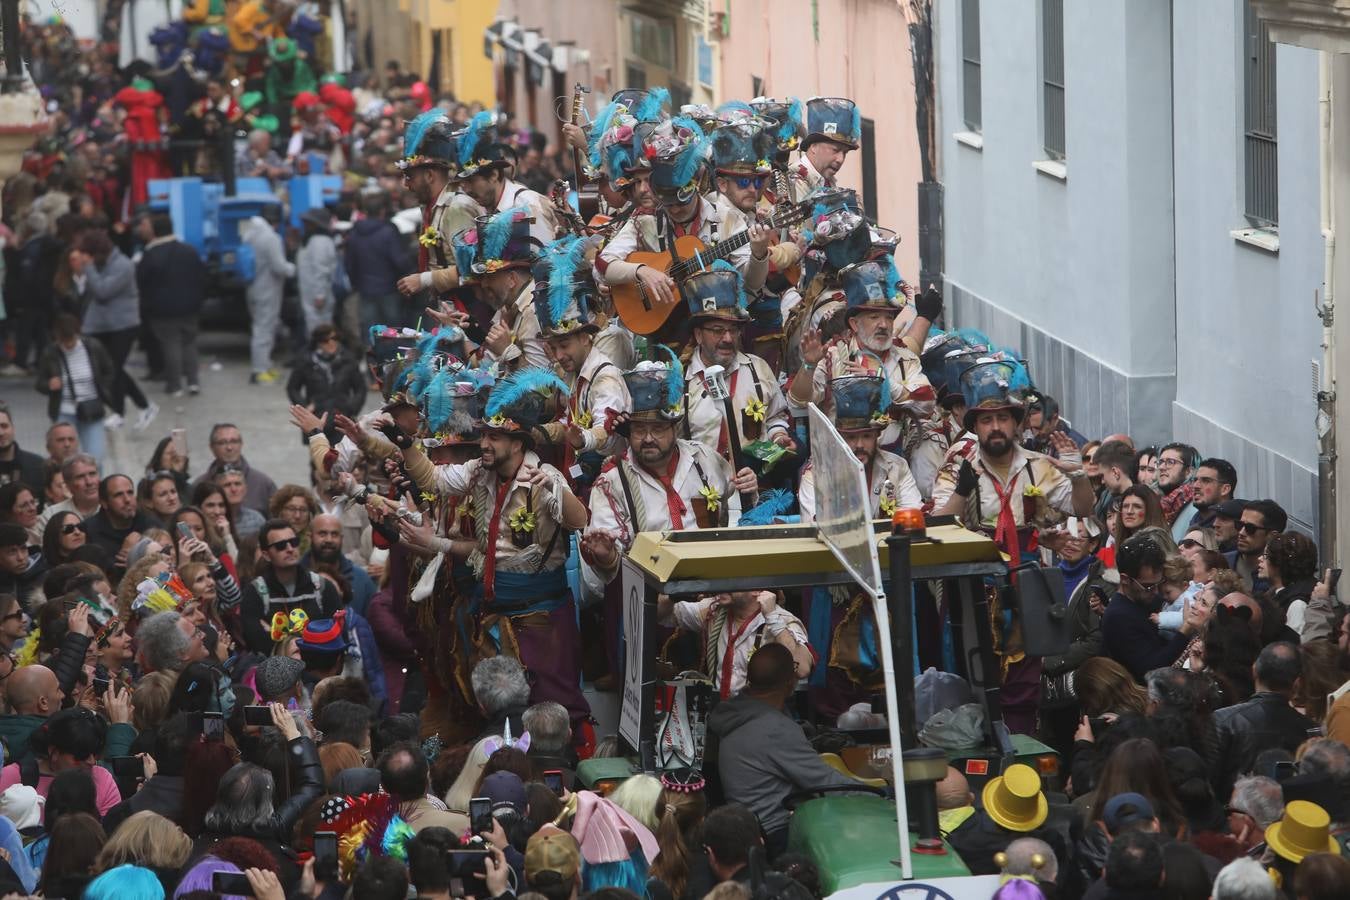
top-left (789, 97), bottom-right (861, 201)
top-left (194, 423), bottom-right (277, 516)
top-left (1227, 499), bottom-right (1288, 596)
top-left (1101, 534), bottom-right (1212, 680)
top-left (238, 518), bottom-right (341, 652)
top-left (1153, 442), bottom-right (1200, 541)
top-left (598, 117), bottom-right (771, 312)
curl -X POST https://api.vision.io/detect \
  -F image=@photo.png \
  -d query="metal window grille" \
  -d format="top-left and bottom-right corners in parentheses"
top-left (961, 0), bottom-right (981, 132)
top-left (1042, 0), bottom-right (1065, 160)
top-left (1244, 0), bottom-right (1278, 227)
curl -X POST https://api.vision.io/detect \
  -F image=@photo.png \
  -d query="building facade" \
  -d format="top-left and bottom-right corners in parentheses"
top-left (350, 0), bottom-right (496, 104)
top-left (935, 0), bottom-right (1324, 533)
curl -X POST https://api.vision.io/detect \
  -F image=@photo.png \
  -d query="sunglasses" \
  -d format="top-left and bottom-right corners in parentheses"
top-left (1128, 574), bottom-right (1164, 591)
top-left (267, 536), bottom-right (301, 551)
top-left (726, 175), bottom-right (765, 190)
top-left (1178, 538), bottom-right (1201, 550)
top-left (62, 522), bottom-right (86, 535)
top-left (1238, 522), bottom-right (1269, 535)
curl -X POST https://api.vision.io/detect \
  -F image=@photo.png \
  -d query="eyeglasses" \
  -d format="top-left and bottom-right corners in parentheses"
top-left (1238, 522), bottom-right (1269, 535)
top-left (1157, 458), bottom-right (1186, 469)
top-left (1128, 573), bottom-right (1164, 591)
top-left (266, 536), bottom-right (301, 551)
top-left (1178, 539), bottom-right (1201, 550)
top-left (698, 323), bottom-right (742, 338)
top-left (726, 175), bottom-right (765, 190)
top-left (61, 522), bottom-right (85, 535)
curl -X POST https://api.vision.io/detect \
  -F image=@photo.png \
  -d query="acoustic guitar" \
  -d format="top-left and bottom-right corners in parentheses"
top-left (610, 191), bottom-right (838, 336)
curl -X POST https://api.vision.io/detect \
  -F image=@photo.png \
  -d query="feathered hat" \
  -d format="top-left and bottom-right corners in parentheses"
top-left (921, 329), bottom-right (991, 408)
top-left (831, 375), bottom-right (890, 434)
top-left (646, 116), bottom-right (708, 199)
top-left (610, 87), bottom-right (669, 123)
top-left (481, 367), bottom-right (570, 446)
top-left (131, 572), bottom-right (194, 619)
top-left (803, 97), bottom-right (861, 150)
top-left (422, 357), bottom-right (495, 445)
top-left (749, 97), bottom-right (806, 153)
top-left (679, 103), bottom-right (720, 135)
top-left (802, 190), bottom-right (871, 272)
top-left (682, 259), bottom-right (749, 326)
top-left (624, 345), bottom-right (685, 422)
top-left (959, 358), bottom-right (1033, 431)
top-left (398, 109), bottom-right (458, 171)
top-left (708, 118), bottom-right (777, 176)
top-left (532, 235), bottom-right (600, 339)
top-left (453, 110), bottom-right (511, 181)
top-left (839, 257), bottom-right (904, 320)
top-left (451, 206), bottom-right (540, 277)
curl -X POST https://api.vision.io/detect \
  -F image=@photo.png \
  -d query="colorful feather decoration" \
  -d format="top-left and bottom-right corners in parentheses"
top-left (486, 366), bottom-right (570, 418)
top-left (403, 109), bottom-right (448, 159)
top-left (543, 234), bottom-right (588, 326)
top-left (657, 344), bottom-right (684, 412)
top-left (881, 255), bottom-right (902, 300)
top-left (709, 259), bottom-right (746, 310)
top-left (606, 143), bottom-right (637, 183)
top-left (951, 328), bottom-right (992, 352)
top-left (850, 103), bottom-right (862, 141)
top-left (779, 97), bottom-right (804, 141)
top-left (716, 99), bottom-right (752, 119)
top-left (381, 817), bottom-right (417, 861)
top-left (739, 488), bottom-right (794, 526)
top-left (587, 100), bottom-right (623, 170)
top-left (457, 110), bottom-right (495, 167)
top-left (482, 205), bottom-right (529, 264)
top-left (632, 86), bottom-right (670, 123)
top-left (452, 228), bottom-right (478, 274)
top-left (666, 116), bottom-right (707, 188)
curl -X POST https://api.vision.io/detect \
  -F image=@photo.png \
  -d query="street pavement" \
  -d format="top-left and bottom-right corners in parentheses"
top-left (1, 328), bottom-right (369, 489)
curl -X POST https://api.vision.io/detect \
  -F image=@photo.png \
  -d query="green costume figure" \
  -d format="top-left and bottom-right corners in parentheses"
top-left (263, 37), bottom-right (316, 133)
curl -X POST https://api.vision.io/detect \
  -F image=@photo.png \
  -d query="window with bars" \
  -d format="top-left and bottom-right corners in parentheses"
top-left (1041, 0), bottom-right (1065, 160)
top-left (961, 0), bottom-right (981, 132)
top-left (1243, 0), bottom-right (1278, 228)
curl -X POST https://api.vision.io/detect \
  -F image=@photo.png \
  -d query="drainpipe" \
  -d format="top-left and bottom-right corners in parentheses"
top-left (1317, 52), bottom-right (1337, 566)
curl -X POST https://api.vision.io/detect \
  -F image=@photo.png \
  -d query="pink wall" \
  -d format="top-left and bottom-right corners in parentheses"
top-left (716, 0), bottom-right (923, 280)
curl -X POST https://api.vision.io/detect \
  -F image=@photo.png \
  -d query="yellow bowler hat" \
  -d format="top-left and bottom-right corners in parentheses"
top-left (1265, 800), bottom-right (1341, 864)
top-left (981, 763), bottom-right (1048, 832)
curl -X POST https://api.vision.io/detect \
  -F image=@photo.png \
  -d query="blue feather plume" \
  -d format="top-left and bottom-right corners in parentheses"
top-left (657, 344), bottom-right (683, 412)
top-left (708, 258), bottom-right (746, 310)
top-left (423, 367), bottom-right (454, 433)
top-left (405, 330), bottom-right (443, 399)
top-left (452, 229), bottom-right (477, 274)
top-left (606, 144), bottom-right (637, 183)
top-left (483, 205), bottom-right (529, 264)
top-left (951, 328), bottom-right (992, 352)
top-left (543, 235), bottom-right (588, 326)
top-left (779, 97), bottom-right (804, 141)
top-left (457, 110), bottom-right (494, 166)
top-left (881, 255), bottom-right (902, 300)
top-left (850, 103), bottom-right (861, 142)
top-left (632, 87), bottom-right (670, 123)
top-left (587, 100), bottom-right (623, 171)
top-left (666, 116), bottom-right (707, 188)
top-left (486, 366), bottom-right (570, 418)
top-left (403, 110), bottom-right (447, 159)
top-left (740, 488), bottom-right (794, 526)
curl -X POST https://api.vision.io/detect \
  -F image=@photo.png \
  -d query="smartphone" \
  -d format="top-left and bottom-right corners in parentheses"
top-left (469, 796), bottom-right (493, 835)
top-left (212, 871), bottom-right (254, 895)
top-left (176, 521), bottom-right (195, 542)
top-left (314, 830), bottom-right (339, 882)
top-left (543, 769), bottom-right (563, 796)
top-left (202, 711), bottom-right (224, 742)
top-left (1330, 568), bottom-right (1343, 593)
top-left (243, 705), bottom-right (275, 727)
top-left (171, 427), bottom-right (187, 459)
top-left (109, 756), bottom-right (144, 779)
top-left (92, 676), bottom-right (110, 699)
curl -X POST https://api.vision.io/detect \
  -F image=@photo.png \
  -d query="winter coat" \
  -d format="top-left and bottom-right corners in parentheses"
top-left (344, 216), bottom-right (411, 297)
top-left (80, 247), bottom-right (140, 333)
top-left (137, 236), bottom-right (208, 318)
top-left (241, 216), bottom-right (294, 306)
top-left (296, 232), bottom-right (337, 308)
top-left (34, 337), bottom-right (116, 421)
top-left (286, 349), bottom-right (365, 421)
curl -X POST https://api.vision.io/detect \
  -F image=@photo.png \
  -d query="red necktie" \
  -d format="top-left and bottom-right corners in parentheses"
top-left (417, 205), bottom-right (433, 272)
top-left (987, 471), bottom-right (1022, 561)
top-left (719, 613), bottom-right (757, 698)
top-left (655, 452), bottom-right (686, 529)
top-left (481, 477), bottom-right (513, 600)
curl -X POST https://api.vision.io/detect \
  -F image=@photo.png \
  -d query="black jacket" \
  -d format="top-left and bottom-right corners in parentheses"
top-left (83, 509), bottom-right (158, 561)
top-left (102, 773), bottom-right (184, 834)
top-left (1214, 692), bottom-right (1318, 792)
top-left (194, 735), bottom-right (322, 891)
top-left (1100, 592), bottom-right (1190, 680)
top-left (0, 548), bottom-right (47, 611)
top-left (344, 216), bottom-right (412, 297)
top-left (136, 237), bottom-right (209, 318)
top-left (285, 349), bottom-right (366, 420)
top-left (239, 564), bottom-right (342, 652)
top-left (33, 337), bottom-right (116, 422)
top-left (1043, 559), bottom-right (1115, 676)
top-left (0, 445), bottom-right (46, 496)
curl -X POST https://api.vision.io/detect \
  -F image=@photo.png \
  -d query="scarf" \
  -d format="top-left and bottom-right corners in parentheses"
top-left (1160, 480), bottom-right (1198, 526)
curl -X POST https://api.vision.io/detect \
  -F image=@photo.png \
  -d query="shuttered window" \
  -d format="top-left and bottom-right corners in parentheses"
top-left (1243, 0), bottom-right (1278, 228)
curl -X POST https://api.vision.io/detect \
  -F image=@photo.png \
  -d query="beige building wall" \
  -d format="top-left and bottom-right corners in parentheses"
top-left (715, 0), bottom-right (924, 280)
top-left (350, 0), bottom-right (498, 103)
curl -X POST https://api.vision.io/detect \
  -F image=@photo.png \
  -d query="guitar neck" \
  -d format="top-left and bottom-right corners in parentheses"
top-left (670, 206), bottom-right (798, 278)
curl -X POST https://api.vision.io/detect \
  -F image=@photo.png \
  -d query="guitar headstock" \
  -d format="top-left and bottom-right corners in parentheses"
top-left (779, 188), bottom-right (854, 228)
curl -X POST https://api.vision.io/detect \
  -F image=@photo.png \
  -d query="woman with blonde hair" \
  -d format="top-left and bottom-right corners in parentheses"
top-left (131, 671), bottom-right (178, 733)
top-left (93, 810), bottom-right (192, 874)
top-left (608, 773), bottom-right (663, 832)
top-left (115, 554), bottom-right (170, 621)
top-left (443, 737), bottom-right (493, 826)
top-left (648, 771), bottom-right (708, 900)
